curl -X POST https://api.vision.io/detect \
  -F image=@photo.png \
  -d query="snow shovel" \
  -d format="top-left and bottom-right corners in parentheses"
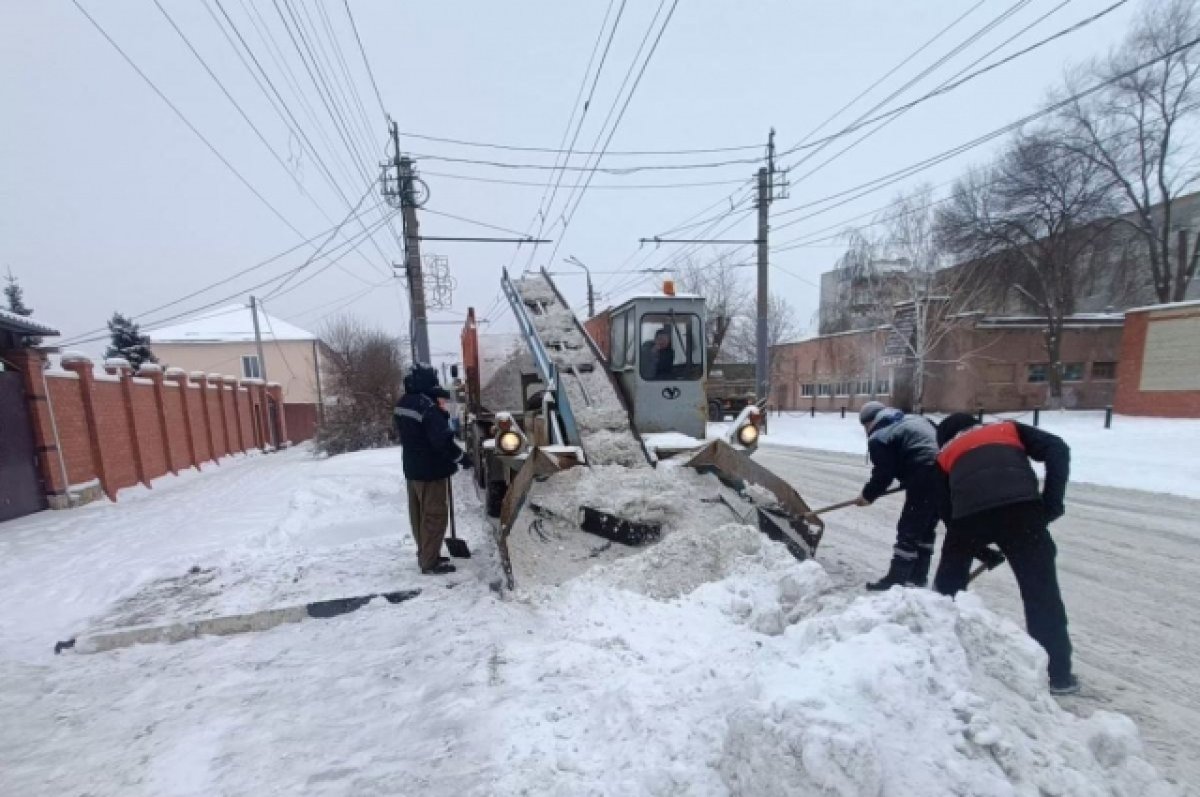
top-left (803, 486), bottom-right (904, 523)
top-left (445, 479), bottom-right (471, 559)
top-left (967, 546), bottom-right (1006, 583)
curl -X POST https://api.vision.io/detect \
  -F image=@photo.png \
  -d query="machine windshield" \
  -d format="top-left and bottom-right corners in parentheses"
top-left (638, 313), bottom-right (703, 381)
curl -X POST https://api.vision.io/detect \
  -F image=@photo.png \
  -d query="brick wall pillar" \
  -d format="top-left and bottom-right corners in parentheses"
top-left (212, 372), bottom-right (231, 458)
top-left (168, 368), bottom-right (200, 469)
top-left (61, 354), bottom-right (114, 500)
top-left (3, 348), bottom-right (68, 499)
top-left (196, 371), bottom-right (219, 464)
top-left (268, 382), bottom-right (288, 446)
top-left (140, 363), bottom-right (176, 476)
top-left (245, 379), bottom-right (265, 449)
top-left (225, 376), bottom-right (246, 453)
top-left (107, 358), bottom-right (148, 489)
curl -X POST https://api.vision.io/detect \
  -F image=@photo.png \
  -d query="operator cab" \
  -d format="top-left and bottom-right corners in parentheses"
top-left (605, 287), bottom-right (706, 439)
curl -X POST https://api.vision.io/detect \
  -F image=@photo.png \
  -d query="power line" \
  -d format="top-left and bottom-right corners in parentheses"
top-left (421, 169), bottom-right (752, 190)
top-left (155, 0), bottom-right (391, 284)
top-left (513, 0), bottom-right (623, 273)
top-left (547, 0), bottom-right (683, 267)
top-left (421, 208), bottom-right (533, 237)
top-left (603, 0), bottom-right (989, 286)
top-left (342, 0), bottom-right (388, 122)
top-left (58, 201), bottom-right (388, 347)
top-left (407, 150), bottom-right (761, 173)
top-left (782, 0), bottom-right (1123, 189)
top-left (394, 129), bottom-right (762, 156)
top-left (65, 201), bottom-right (397, 347)
top-left (68, 0), bottom-right (325, 252)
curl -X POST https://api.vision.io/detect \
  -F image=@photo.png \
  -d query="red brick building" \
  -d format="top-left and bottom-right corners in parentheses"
top-left (1114, 300), bottom-right (1200, 418)
top-left (771, 313), bottom-right (1124, 413)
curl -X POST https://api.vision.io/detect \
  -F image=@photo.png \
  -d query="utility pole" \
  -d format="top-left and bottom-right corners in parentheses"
top-left (565, 256), bottom-right (596, 317)
top-left (387, 120), bottom-right (430, 365)
top-left (755, 129), bottom-right (776, 404)
top-left (249, 296), bottom-right (278, 449)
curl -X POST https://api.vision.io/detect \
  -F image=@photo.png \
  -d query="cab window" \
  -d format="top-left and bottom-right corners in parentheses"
top-left (638, 313), bottom-right (703, 381)
top-left (610, 310), bottom-right (627, 369)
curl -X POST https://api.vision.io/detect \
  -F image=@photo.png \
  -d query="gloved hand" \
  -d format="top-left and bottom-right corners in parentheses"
top-left (459, 452), bottom-right (474, 471)
top-left (1043, 501), bottom-right (1065, 523)
top-left (854, 495), bottom-right (872, 507)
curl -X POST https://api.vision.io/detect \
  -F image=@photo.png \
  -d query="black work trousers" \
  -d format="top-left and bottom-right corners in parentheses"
top-left (893, 466), bottom-right (940, 563)
top-left (934, 501), bottom-right (1073, 682)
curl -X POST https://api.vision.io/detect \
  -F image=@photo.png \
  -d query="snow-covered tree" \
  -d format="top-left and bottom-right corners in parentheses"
top-left (104, 312), bottom-right (157, 371)
top-left (5, 268), bottom-right (42, 346)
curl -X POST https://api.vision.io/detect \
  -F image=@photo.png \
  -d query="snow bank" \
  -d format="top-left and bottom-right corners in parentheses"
top-left (0, 446), bottom-right (1176, 795)
top-left (737, 411), bottom-right (1200, 498)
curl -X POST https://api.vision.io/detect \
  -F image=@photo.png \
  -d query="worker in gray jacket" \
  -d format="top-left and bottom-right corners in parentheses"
top-left (855, 402), bottom-right (942, 590)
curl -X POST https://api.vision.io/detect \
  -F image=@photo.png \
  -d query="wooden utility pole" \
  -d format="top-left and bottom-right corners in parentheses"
top-left (755, 129), bottom-right (776, 404)
top-left (249, 296), bottom-right (278, 449)
top-left (390, 121), bottom-right (430, 364)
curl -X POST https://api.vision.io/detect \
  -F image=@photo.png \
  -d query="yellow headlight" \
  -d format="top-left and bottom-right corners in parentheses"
top-left (737, 423), bottom-right (760, 447)
top-left (497, 430), bottom-right (523, 454)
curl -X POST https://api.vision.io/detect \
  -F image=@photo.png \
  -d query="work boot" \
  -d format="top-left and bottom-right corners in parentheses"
top-left (421, 562), bottom-right (456, 575)
top-left (909, 550), bottom-right (933, 587)
top-left (866, 556), bottom-right (916, 591)
top-left (1049, 674), bottom-right (1081, 696)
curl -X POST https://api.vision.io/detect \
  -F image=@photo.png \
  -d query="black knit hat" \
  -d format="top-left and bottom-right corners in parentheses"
top-left (936, 412), bottom-right (980, 447)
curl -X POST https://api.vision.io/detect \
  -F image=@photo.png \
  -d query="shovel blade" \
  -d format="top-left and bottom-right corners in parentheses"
top-left (445, 537), bottom-right (472, 559)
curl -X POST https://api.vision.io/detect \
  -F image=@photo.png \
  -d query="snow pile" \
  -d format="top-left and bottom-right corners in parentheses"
top-left (0, 445), bottom-right (1178, 795)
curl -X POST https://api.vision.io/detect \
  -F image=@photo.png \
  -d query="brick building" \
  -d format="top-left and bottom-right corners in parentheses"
top-left (1114, 300), bottom-right (1200, 418)
top-left (771, 313), bottom-right (1124, 414)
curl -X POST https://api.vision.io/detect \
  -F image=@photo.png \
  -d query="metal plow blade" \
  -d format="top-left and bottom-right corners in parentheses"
top-left (497, 447), bottom-right (570, 590)
top-left (685, 440), bottom-right (824, 561)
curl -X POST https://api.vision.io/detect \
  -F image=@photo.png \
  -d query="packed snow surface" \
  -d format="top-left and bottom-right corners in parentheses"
top-left (724, 410), bottom-right (1200, 499)
top-left (0, 445), bottom-right (1176, 795)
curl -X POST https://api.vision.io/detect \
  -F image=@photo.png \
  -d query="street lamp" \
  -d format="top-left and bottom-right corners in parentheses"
top-left (564, 256), bottom-right (596, 317)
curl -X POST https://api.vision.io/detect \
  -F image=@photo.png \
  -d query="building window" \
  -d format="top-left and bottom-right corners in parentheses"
top-left (857, 379), bottom-right (872, 395)
top-left (1027, 364), bottom-right (1048, 384)
top-left (241, 355), bottom-right (262, 380)
top-left (818, 383), bottom-right (832, 397)
top-left (800, 383), bottom-right (815, 398)
top-left (1063, 362), bottom-right (1085, 382)
top-left (835, 382), bottom-right (850, 397)
top-left (875, 379), bottom-right (890, 395)
top-left (1092, 361), bottom-right (1117, 380)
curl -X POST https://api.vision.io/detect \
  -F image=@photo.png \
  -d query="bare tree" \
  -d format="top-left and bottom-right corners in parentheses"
top-left (725, 292), bottom-right (802, 374)
top-left (675, 252), bottom-right (752, 363)
top-left (1057, 0), bottom-right (1200, 303)
top-left (314, 315), bottom-right (408, 455)
top-left (937, 132), bottom-right (1118, 401)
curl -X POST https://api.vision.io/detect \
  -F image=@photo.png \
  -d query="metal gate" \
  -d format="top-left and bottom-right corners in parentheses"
top-left (0, 369), bottom-right (46, 522)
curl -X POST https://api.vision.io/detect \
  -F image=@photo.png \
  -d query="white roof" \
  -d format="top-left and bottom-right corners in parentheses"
top-left (149, 305), bottom-right (315, 344)
top-left (1127, 298), bottom-right (1200, 314)
top-left (0, 307), bottom-right (60, 336)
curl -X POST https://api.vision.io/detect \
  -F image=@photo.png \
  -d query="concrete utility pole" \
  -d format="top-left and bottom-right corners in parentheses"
top-left (565, 256), bottom-right (596, 317)
top-left (755, 129), bottom-right (776, 404)
top-left (249, 296), bottom-right (278, 449)
top-left (390, 121), bottom-right (430, 365)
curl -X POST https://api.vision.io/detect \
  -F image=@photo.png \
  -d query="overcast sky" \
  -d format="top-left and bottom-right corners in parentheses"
top-left (1, 0), bottom-right (1142, 366)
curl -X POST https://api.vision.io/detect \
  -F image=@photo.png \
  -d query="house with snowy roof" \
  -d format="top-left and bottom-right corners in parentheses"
top-left (149, 305), bottom-right (328, 440)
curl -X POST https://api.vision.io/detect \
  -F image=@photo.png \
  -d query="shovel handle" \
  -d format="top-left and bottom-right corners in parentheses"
top-left (808, 486), bottom-right (904, 517)
top-left (447, 478), bottom-right (458, 541)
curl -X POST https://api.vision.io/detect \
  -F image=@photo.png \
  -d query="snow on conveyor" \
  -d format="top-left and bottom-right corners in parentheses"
top-left (514, 274), bottom-right (647, 468)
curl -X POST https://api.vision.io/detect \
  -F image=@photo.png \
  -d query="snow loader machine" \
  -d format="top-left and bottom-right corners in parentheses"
top-left (458, 268), bottom-right (823, 589)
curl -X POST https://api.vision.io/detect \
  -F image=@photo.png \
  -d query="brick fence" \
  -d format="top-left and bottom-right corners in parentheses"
top-left (5, 349), bottom-right (288, 507)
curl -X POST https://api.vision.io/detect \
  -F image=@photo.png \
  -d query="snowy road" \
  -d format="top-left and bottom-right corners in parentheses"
top-left (0, 445), bottom-right (1181, 795)
top-left (756, 443), bottom-right (1200, 792)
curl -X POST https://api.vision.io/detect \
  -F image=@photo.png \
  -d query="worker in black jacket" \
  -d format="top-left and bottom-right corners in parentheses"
top-left (855, 402), bottom-right (943, 590)
top-left (933, 412), bottom-right (1077, 695)
top-left (394, 364), bottom-right (467, 575)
